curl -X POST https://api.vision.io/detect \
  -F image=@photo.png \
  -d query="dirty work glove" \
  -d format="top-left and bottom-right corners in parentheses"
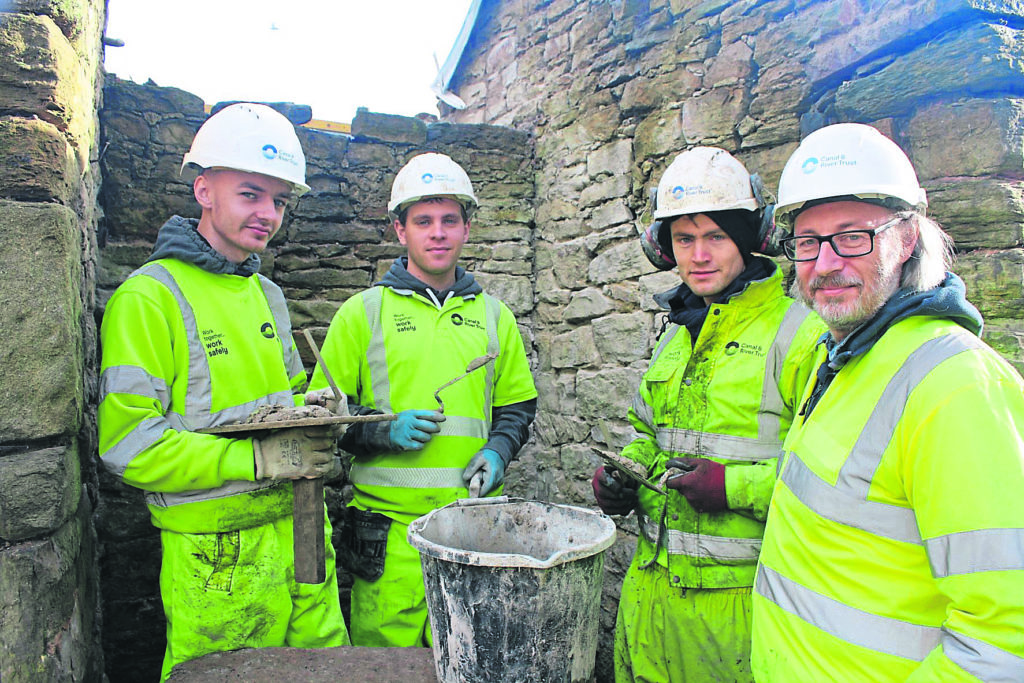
top-left (463, 449), bottom-right (505, 497)
top-left (665, 457), bottom-right (727, 512)
top-left (591, 466), bottom-right (639, 516)
top-left (304, 388), bottom-right (348, 416)
top-left (254, 426), bottom-right (335, 480)
top-left (389, 409), bottom-right (445, 451)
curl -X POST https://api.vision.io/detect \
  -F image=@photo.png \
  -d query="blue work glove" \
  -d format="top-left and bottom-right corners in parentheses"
top-left (462, 448), bottom-right (505, 497)
top-left (389, 409), bottom-right (445, 451)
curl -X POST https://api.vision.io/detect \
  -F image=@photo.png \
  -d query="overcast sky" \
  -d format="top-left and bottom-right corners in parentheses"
top-left (102, 0), bottom-right (475, 124)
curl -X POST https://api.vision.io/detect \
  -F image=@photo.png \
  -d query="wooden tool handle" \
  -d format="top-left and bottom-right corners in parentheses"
top-left (293, 478), bottom-right (326, 584)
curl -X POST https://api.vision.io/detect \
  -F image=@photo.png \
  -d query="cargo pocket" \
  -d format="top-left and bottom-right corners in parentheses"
top-left (195, 529), bottom-right (241, 593)
top-left (337, 507), bottom-right (391, 582)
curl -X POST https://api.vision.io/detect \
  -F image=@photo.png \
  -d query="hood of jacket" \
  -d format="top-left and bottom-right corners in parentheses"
top-left (146, 216), bottom-right (262, 277)
top-left (801, 272), bottom-right (983, 418)
top-left (376, 257), bottom-right (483, 307)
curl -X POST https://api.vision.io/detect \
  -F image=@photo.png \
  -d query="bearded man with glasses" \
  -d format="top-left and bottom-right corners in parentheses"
top-left (751, 122), bottom-right (1024, 681)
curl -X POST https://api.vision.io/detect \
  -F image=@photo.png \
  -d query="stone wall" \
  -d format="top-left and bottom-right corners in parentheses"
top-left (442, 0), bottom-right (1024, 678)
top-left (95, 77), bottom-right (536, 680)
top-left (0, 1), bottom-right (106, 681)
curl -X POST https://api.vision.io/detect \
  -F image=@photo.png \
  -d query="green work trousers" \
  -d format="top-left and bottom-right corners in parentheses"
top-left (614, 557), bottom-right (753, 683)
top-left (159, 511), bottom-right (349, 680)
top-left (350, 518), bottom-right (432, 647)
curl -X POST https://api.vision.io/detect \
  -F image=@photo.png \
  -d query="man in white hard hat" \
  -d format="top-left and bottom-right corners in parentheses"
top-left (308, 152), bottom-right (538, 647)
top-left (752, 122), bottom-right (1024, 681)
top-left (98, 103), bottom-right (349, 680)
top-left (591, 147), bottom-right (826, 682)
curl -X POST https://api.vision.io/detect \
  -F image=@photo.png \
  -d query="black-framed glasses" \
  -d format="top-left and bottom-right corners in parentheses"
top-left (781, 215), bottom-right (906, 262)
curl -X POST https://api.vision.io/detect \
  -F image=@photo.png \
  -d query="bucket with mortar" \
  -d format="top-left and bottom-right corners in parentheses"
top-left (407, 496), bottom-right (616, 683)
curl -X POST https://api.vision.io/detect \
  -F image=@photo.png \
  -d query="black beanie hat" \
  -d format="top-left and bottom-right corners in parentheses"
top-left (705, 209), bottom-right (759, 263)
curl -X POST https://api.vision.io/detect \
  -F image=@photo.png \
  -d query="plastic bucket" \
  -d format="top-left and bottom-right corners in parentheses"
top-left (407, 496), bottom-right (616, 683)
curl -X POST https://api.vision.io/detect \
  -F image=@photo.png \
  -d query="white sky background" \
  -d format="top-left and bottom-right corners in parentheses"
top-left (103, 0), bottom-right (475, 124)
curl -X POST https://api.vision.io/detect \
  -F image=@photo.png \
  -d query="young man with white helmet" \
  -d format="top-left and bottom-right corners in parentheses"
top-left (592, 147), bottom-right (825, 682)
top-left (308, 152), bottom-right (537, 647)
top-left (98, 103), bottom-right (349, 679)
top-left (752, 122), bottom-right (1024, 681)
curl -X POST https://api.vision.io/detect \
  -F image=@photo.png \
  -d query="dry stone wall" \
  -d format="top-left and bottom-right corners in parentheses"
top-left (443, 0), bottom-right (1024, 678)
top-left (0, 1), bottom-right (106, 681)
top-left (96, 77), bottom-right (536, 680)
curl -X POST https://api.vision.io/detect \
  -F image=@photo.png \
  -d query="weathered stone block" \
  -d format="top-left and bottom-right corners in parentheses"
top-left (0, 499), bottom-right (99, 682)
top-left (550, 327), bottom-right (601, 368)
top-left (926, 178), bottom-right (1024, 251)
top-left (580, 174), bottom-right (632, 209)
top-left (589, 240), bottom-right (657, 285)
top-left (836, 23), bottom-right (1024, 120)
top-left (906, 98), bottom-right (1024, 180)
top-left (587, 139), bottom-right (634, 179)
top-left (287, 221), bottom-right (379, 244)
top-left (0, 13), bottom-right (90, 156)
top-left (682, 86), bottom-right (750, 144)
top-left (981, 318), bottom-right (1024, 376)
top-left (639, 270), bottom-right (683, 311)
top-left (473, 272), bottom-right (533, 316)
top-left (590, 200), bottom-right (633, 231)
top-left (955, 249), bottom-right (1024, 320)
top-left (565, 288), bottom-right (613, 323)
top-left (593, 312), bottom-right (653, 363)
top-left (576, 367), bottom-right (643, 419)
top-left (351, 110), bottom-right (427, 145)
top-left (0, 116), bottom-right (76, 203)
top-left (534, 412), bottom-right (592, 446)
top-left (634, 110), bottom-right (683, 164)
top-left (0, 200), bottom-right (82, 442)
top-left (534, 370), bottom-right (577, 415)
top-left (0, 445), bottom-right (79, 542)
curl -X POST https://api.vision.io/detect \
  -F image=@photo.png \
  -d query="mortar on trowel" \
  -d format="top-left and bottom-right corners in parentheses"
top-left (431, 352), bottom-right (497, 497)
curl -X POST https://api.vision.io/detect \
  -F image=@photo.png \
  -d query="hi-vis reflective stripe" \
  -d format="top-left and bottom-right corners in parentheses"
top-left (779, 333), bottom-right (983, 543)
top-left (926, 528), bottom-right (1024, 578)
top-left (757, 566), bottom-right (1024, 675)
top-left (762, 331), bottom-right (1024, 672)
top-left (943, 629), bottom-right (1024, 681)
top-left (361, 286), bottom-right (501, 433)
top-left (758, 303), bottom-right (812, 444)
top-left (101, 263), bottom-right (295, 505)
top-left (350, 465), bottom-right (467, 489)
top-left (756, 565), bottom-right (941, 661)
top-left (642, 303), bottom-right (812, 460)
top-left (641, 517), bottom-right (761, 560)
top-left (655, 429), bottom-right (782, 461)
top-left (259, 272), bottom-right (305, 382)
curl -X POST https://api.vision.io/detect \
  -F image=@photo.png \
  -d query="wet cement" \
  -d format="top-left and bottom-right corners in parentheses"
top-left (167, 646), bottom-right (436, 682)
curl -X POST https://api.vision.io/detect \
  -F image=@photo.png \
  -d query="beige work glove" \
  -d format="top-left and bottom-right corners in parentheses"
top-left (304, 388), bottom-right (349, 416)
top-left (253, 426), bottom-right (335, 480)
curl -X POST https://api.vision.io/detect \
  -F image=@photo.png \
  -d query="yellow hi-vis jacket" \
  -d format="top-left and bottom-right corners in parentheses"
top-left (311, 285), bottom-right (537, 525)
top-left (626, 269), bottom-right (825, 588)
top-left (98, 258), bottom-right (305, 533)
top-left (753, 316), bottom-right (1024, 681)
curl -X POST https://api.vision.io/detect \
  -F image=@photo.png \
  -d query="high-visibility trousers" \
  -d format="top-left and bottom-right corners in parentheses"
top-left (615, 555), bottom-right (754, 683)
top-left (159, 511), bottom-right (348, 680)
top-left (349, 518), bottom-right (432, 648)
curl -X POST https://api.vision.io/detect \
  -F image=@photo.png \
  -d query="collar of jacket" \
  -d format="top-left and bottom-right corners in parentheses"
top-left (145, 215), bottom-right (261, 277)
top-left (653, 256), bottom-right (776, 338)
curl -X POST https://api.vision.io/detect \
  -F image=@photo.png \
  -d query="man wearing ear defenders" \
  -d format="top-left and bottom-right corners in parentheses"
top-left (591, 147), bottom-right (825, 682)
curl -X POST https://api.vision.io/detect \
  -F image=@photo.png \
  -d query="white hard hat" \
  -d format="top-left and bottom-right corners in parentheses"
top-left (653, 147), bottom-right (761, 220)
top-left (181, 102), bottom-right (310, 196)
top-left (388, 152), bottom-right (478, 220)
top-left (638, 147), bottom-right (781, 269)
top-left (774, 122), bottom-right (927, 231)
